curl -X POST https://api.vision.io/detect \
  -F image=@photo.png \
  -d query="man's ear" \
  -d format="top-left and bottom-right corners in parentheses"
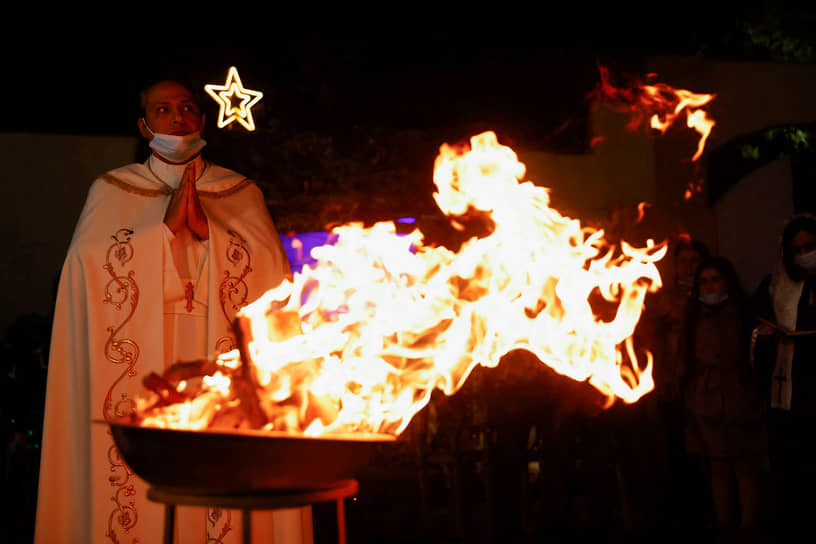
top-left (137, 118), bottom-right (151, 140)
top-left (199, 113), bottom-right (206, 138)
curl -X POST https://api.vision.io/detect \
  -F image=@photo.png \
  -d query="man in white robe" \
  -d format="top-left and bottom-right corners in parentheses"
top-left (35, 80), bottom-right (312, 543)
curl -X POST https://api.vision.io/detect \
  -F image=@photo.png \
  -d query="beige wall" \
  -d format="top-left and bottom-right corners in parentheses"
top-left (1, 132), bottom-right (139, 333)
top-left (521, 105), bottom-right (656, 222)
top-left (715, 156), bottom-right (794, 294)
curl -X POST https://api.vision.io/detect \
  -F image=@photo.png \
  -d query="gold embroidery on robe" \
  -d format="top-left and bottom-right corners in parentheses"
top-left (216, 230), bottom-right (253, 355)
top-left (212, 233), bottom-right (249, 541)
top-left (102, 228), bottom-right (140, 543)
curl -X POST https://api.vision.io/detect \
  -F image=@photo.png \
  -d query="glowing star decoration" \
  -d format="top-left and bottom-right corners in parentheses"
top-left (204, 66), bottom-right (263, 131)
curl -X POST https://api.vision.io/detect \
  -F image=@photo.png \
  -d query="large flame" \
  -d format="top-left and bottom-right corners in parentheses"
top-left (139, 132), bottom-right (666, 436)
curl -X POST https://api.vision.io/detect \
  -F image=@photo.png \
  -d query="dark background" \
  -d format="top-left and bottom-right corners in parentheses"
top-left (4, 7), bottom-right (814, 140)
top-left (3, 5), bottom-right (816, 543)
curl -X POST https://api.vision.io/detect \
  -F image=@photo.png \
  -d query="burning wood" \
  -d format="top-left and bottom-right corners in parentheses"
top-left (133, 358), bottom-right (256, 431)
top-left (132, 312), bottom-right (315, 432)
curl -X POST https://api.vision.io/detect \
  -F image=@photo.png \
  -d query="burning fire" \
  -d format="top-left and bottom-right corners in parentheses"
top-left (592, 66), bottom-right (716, 199)
top-left (137, 132), bottom-right (666, 436)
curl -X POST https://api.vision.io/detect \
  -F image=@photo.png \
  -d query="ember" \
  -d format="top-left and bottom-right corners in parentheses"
top-left (133, 132), bottom-right (666, 436)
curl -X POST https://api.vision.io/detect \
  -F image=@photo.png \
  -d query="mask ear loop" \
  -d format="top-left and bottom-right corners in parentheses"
top-left (141, 117), bottom-right (155, 138)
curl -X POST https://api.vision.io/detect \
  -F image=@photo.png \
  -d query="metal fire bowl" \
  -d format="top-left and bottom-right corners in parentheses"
top-left (102, 421), bottom-right (396, 494)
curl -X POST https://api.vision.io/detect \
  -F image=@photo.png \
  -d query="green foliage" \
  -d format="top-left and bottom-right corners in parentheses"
top-left (741, 144), bottom-right (761, 160)
top-left (744, 25), bottom-right (814, 62)
top-left (740, 125), bottom-right (815, 163)
top-left (738, 7), bottom-right (816, 63)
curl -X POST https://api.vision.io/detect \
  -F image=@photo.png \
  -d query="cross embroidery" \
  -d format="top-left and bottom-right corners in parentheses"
top-left (185, 282), bottom-right (194, 313)
top-left (775, 371), bottom-right (787, 404)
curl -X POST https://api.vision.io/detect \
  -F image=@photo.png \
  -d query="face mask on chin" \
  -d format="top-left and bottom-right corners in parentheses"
top-left (795, 249), bottom-right (816, 273)
top-left (677, 279), bottom-right (693, 290)
top-left (142, 118), bottom-right (206, 163)
top-left (698, 291), bottom-right (728, 306)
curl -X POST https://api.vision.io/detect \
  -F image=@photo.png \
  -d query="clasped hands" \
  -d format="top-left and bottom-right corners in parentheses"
top-left (164, 164), bottom-right (208, 240)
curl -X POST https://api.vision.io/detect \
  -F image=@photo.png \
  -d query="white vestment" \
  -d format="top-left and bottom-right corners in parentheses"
top-left (769, 257), bottom-right (804, 411)
top-left (35, 155), bottom-right (312, 543)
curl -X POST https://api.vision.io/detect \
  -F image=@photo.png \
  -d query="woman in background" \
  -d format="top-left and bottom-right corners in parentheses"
top-left (682, 257), bottom-right (768, 542)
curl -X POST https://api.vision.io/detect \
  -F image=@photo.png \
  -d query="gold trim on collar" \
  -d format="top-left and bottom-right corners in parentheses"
top-left (199, 178), bottom-right (254, 198)
top-left (100, 174), bottom-right (255, 199)
top-left (100, 174), bottom-right (172, 197)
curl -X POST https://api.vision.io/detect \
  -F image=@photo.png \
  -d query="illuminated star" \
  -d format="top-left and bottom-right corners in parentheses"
top-left (204, 66), bottom-right (263, 131)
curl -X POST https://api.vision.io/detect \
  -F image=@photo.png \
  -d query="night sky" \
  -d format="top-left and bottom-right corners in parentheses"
top-left (5, 9), bottom-right (811, 141)
top-left (4, 35), bottom-right (599, 136)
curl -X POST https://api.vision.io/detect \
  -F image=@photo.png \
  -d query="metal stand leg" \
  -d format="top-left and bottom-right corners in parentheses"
top-left (336, 498), bottom-right (346, 544)
top-left (149, 480), bottom-right (357, 544)
top-left (163, 504), bottom-right (175, 544)
top-left (242, 509), bottom-right (251, 544)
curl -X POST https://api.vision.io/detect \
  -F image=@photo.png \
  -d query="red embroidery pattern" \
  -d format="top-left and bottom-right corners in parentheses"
top-left (207, 507), bottom-right (233, 543)
top-left (103, 228), bottom-right (140, 419)
top-left (102, 227), bottom-right (140, 543)
top-left (184, 281), bottom-right (195, 313)
top-left (106, 444), bottom-right (138, 543)
top-left (215, 336), bottom-right (237, 355)
top-left (217, 230), bottom-right (252, 354)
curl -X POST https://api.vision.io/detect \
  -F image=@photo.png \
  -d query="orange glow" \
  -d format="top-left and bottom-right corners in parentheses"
top-left (683, 178), bottom-right (705, 201)
top-left (137, 132), bottom-right (666, 436)
top-left (290, 236), bottom-right (304, 262)
top-left (636, 202), bottom-right (650, 223)
top-left (204, 66), bottom-right (263, 131)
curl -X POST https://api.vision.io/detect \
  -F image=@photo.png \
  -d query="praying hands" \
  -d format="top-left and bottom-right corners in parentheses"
top-left (164, 163), bottom-right (209, 240)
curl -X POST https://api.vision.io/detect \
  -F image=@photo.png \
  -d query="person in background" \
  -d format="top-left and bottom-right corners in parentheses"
top-left (654, 237), bottom-right (710, 404)
top-left (751, 213), bottom-right (816, 538)
top-left (682, 257), bottom-right (768, 542)
top-left (641, 236), bottom-right (711, 531)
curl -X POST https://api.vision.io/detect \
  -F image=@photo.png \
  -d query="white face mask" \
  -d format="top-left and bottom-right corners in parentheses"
top-left (677, 279), bottom-right (693, 290)
top-left (142, 118), bottom-right (206, 163)
top-left (795, 249), bottom-right (816, 273)
top-left (699, 291), bottom-right (728, 306)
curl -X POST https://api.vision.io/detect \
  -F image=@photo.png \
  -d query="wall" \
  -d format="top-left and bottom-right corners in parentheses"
top-left (715, 157), bottom-right (794, 295)
top-left (645, 57), bottom-right (816, 291)
top-left (0, 133), bottom-right (139, 333)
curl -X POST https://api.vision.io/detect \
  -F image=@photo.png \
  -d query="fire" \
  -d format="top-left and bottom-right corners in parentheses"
top-left (636, 202), bottom-right (650, 223)
top-left (592, 66), bottom-right (716, 199)
top-left (643, 85), bottom-right (716, 162)
top-left (137, 132), bottom-right (666, 436)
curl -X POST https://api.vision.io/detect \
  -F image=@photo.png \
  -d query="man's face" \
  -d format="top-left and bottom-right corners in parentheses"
top-left (675, 248), bottom-right (702, 286)
top-left (138, 81), bottom-right (203, 139)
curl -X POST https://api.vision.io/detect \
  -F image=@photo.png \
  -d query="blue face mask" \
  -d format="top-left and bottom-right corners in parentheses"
top-left (699, 291), bottom-right (728, 305)
top-left (795, 250), bottom-right (816, 273)
top-left (142, 118), bottom-right (206, 163)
